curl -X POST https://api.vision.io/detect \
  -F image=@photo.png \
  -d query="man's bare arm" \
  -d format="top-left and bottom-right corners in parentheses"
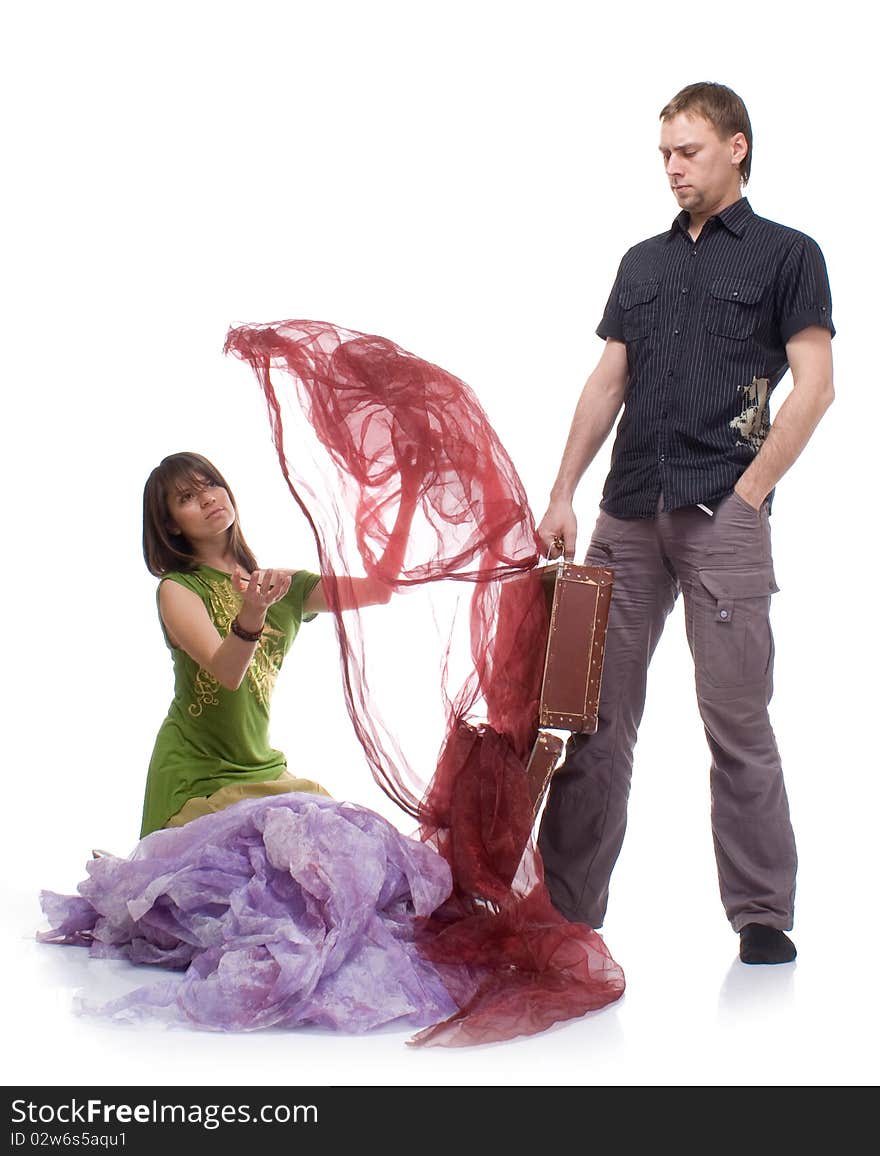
top-left (735, 326), bottom-right (834, 510)
top-left (537, 338), bottom-right (629, 558)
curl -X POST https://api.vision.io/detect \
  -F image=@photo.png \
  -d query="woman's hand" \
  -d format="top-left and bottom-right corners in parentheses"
top-left (232, 568), bottom-right (292, 630)
top-left (159, 571), bottom-right (292, 692)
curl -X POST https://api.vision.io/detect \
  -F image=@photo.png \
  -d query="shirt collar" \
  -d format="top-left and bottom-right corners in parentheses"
top-left (668, 196), bottom-right (754, 240)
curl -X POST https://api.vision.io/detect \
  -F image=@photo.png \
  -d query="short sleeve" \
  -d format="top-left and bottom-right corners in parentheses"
top-left (155, 572), bottom-right (202, 649)
top-left (159, 571), bottom-right (200, 595)
top-left (596, 259), bottom-right (626, 342)
top-left (285, 569), bottom-right (322, 623)
top-left (774, 234), bottom-right (835, 344)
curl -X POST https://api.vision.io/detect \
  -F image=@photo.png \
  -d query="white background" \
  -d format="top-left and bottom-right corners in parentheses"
top-left (3, 0), bottom-right (877, 1087)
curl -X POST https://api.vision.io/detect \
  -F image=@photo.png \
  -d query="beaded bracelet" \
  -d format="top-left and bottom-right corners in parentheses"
top-left (230, 616), bottom-right (263, 643)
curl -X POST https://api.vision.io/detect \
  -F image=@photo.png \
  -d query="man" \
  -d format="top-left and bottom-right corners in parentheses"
top-left (536, 82), bottom-right (834, 964)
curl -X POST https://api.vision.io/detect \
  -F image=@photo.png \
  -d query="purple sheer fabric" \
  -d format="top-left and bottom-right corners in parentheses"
top-left (40, 795), bottom-right (459, 1031)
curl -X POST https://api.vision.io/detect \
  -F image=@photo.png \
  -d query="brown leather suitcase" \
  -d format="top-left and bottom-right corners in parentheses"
top-left (493, 561), bottom-right (614, 820)
top-left (537, 561), bottom-right (613, 734)
top-left (524, 731), bottom-right (565, 818)
top-left (517, 561), bottom-right (614, 817)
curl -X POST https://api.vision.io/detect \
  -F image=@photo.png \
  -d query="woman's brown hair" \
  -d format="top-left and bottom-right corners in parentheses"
top-left (142, 452), bottom-right (258, 577)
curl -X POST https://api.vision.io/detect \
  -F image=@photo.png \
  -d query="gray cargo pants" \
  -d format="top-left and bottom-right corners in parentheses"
top-left (537, 489), bottom-right (797, 933)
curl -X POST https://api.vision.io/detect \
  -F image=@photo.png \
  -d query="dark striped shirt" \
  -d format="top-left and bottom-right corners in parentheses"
top-left (596, 196), bottom-right (834, 517)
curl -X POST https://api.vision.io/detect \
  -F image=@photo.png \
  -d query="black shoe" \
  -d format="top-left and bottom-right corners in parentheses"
top-left (739, 923), bottom-right (797, 964)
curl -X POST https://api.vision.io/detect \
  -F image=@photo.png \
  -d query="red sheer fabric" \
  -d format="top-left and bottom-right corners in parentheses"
top-left (224, 320), bottom-right (624, 1045)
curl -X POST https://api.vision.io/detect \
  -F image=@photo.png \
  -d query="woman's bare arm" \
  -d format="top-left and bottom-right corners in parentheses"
top-left (301, 576), bottom-right (392, 614)
top-left (159, 569), bottom-right (291, 690)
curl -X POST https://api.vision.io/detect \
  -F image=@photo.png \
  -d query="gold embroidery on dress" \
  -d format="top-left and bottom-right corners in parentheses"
top-left (189, 668), bottom-right (221, 717)
top-left (203, 575), bottom-right (243, 636)
top-left (187, 576), bottom-right (287, 713)
top-left (730, 376), bottom-right (771, 452)
top-left (246, 624), bottom-right (286, 708)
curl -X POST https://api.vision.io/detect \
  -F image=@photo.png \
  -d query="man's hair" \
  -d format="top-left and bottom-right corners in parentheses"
top-left (660, 82), bottom-right (753, 185)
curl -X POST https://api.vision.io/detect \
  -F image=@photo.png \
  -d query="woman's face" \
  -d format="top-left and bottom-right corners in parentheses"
top-left (166, 475), bottom-right (235, 546)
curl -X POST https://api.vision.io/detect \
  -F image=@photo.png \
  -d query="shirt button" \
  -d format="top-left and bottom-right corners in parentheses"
top-left (659, 454), bottom-right (666, 462)
top-left (681, 288), bottom-right (689, 295)
top-left (719, 609), bottom-right (730, 620)
top-left (732, 291), bottom-right (739, 298)
top-left (673, 328), bottom-right (680, 335)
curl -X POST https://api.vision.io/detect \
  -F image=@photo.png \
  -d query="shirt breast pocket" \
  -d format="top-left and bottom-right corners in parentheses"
top-left (706, 278), bottom-right (766, 339)
top-left (619, 281), bottom-right (659, 340)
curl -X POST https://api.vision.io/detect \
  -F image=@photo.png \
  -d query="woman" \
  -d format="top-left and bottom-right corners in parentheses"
top-left (140, 450), bottom-right (391, 835)
top-left (38, 452), bottom-right (462, 1034)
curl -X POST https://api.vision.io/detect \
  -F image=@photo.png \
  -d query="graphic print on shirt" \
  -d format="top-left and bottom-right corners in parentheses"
top-left (187, 576), bottom-right (286, 716)
top-left (729, 376), bottom-right (771, 452)
top-left (189, 667), bottom-right (222, 717)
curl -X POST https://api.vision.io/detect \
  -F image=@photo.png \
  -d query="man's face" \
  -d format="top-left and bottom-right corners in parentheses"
top-left (659, 112), bottom-right (746, 216)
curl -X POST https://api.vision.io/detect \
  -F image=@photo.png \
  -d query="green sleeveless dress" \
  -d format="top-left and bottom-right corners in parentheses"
top-left (140, 565), bottom-right (322, 836)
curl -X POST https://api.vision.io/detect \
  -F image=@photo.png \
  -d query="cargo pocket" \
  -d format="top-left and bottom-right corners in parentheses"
top-left (620, 281), bottom-right (659, 340)
top-left (585, 543), bottom-right (619, 575)
top-left (706, 278), bottom-right (765, 339)
top-left (695, 566), bottom-right (780, 690)
top-left (584, 511), bottom-right (627, 564)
